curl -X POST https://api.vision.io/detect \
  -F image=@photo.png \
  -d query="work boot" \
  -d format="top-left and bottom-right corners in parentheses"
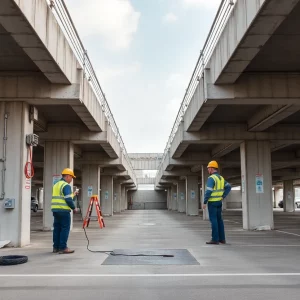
top-left (219, 240), bottom-right (226, 244)
top-left (53, 248), bottom-right (59, 253)
top-left (59, 248), bottom-right (75, 254)
top-left (206, 240), bottom-right (219, 245)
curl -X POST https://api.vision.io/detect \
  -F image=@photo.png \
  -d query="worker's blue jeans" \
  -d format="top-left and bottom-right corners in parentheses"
top-left (53, 211), bottom-right (71, 250)
top-left (208, 201), bottom-right (225, 242)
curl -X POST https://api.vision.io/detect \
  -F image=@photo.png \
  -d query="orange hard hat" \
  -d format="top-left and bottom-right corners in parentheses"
top-left (61, 168), bottom-right (76, 178)
top-left (207, 161), bottom-right (219, 169)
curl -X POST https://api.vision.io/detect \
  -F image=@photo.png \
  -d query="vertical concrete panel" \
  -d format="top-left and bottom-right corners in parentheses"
top-left (56, 29), bottom-right (65, 72)
top-left (82, 165), bottom-right (100, 217)
top-left (177, 180), bottom-right (186, 213)
top-left (0, 102), bottom-right (33, 246)
top-left (46, 11), bottom-right (58, 61)
top-left (186, 176), bottom-right (199, 216)
top-left (202, 165), bottom-right (209, 220)
top-left (19, 0), bottom-right (36, 27)
top-left (236, 0), bottom-right (247, 45)
top-left (113, 181), bottom-right (122, 213)
top-left (283, 180), bottom-right (295, 212)
top-left (100, 175), bottom-right (113, 216)
top-left (228, 13), bottom-right (237, 62)
top-left (240, 141), bottom-right (273, 230)
top-left (43, 141), bottom-right (74, 230)
top-left (34, 0), bottom-right (47, 44)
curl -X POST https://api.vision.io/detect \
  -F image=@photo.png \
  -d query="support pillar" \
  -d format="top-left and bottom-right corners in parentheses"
top-left (283, 180), bottom-right (295, 212)
top-left (100, 175), bottom-right (113, 216)
top-left (44, 141), bottom-right (74, 231)
top-left (167, 187), bottom-right (172, 210)
top-left (171, 184), bottom-right (177, 211)
top-left (186, 176), bottom-right (199, 216)
top-left (202, 166), bottom-right (210, 220)
top-left (177, 180), bottom-right (186, 213)
top-left (274, 187), bottom-right (283, 208)
top-left (0, 102), bottom-right (33, 246)
top-left (113, 180), bottom-right (122, 213)
top-left (240, 141), bottom-right (273, 230)
top-left (121, 185), bottom-right (126, 211)
top-left (82, 165), bottom-right (100, 217)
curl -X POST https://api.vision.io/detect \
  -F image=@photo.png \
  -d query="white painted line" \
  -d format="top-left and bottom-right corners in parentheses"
top-left (1, 273), bottom-right (300, 277)
top-left (276, 230), bottom-right (300, 237)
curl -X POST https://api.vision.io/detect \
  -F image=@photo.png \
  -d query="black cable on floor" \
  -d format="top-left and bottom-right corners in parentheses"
top-left (76, 197), bottom-right (174, 258)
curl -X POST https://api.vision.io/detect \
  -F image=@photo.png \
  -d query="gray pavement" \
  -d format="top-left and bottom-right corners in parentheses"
top-left (1, 209), bottom-right (300, 300)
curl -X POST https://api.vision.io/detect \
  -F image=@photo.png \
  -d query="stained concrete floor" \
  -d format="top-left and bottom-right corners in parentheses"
top-left (1, 209), bottom-right (300, 300)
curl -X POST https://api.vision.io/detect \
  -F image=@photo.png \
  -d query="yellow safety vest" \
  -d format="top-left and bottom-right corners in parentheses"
top-left (51, 180), bottom-right (73, 211)
top-left (208, 174), bottom-right (225, 202)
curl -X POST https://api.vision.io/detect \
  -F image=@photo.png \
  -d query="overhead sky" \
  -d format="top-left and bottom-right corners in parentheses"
top-left (65, 0), bottom-right (221, 153)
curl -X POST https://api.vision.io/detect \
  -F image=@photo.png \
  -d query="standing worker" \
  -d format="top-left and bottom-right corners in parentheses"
top-left (203, 161), bottom-right (231, 245)
top-left (51, 168), bottom-right (79, 254)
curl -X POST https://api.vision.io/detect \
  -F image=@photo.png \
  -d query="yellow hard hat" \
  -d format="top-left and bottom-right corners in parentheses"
top-left (207, 161), bottom-right (219, 169)
top-left (61, 168), bottom-right (76, 178)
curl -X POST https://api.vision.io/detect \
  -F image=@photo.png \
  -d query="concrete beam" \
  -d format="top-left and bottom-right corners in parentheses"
top-left (181, 124), bottom-right (300, 144)
top-left (76, 152), bottom-right (123, 168)
top-left (38, 124), bottom-right (120, 158)
top-left (271, 142), bottom-right (293, 152)
top-left (248, 105), bottom-right (300, 132)
top-left (206, 74), bottom-right (300, 104)
top-left (0, 74), bottom-right (107, 132)
top-left (211, 143), bottom-right (240, 158)
top-left (162, 169), bottom-right (201, 177)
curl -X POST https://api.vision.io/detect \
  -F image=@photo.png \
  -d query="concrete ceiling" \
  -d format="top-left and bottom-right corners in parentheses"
top-left (0, 24), bottom-right (39, 72)
top-left (246, 1), bottom-right (300, 72)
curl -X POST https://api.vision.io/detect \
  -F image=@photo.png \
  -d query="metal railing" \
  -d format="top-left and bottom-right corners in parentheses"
top-left (45, 0), bottom-right (136, 183)
top-left (157, 0), bottom-right (236, 174)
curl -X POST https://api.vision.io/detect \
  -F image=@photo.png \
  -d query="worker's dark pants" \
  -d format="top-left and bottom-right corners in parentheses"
top-left (208, 201), bottom-right (225, 242)
top-left (53, 211), bottom-right (71, 250)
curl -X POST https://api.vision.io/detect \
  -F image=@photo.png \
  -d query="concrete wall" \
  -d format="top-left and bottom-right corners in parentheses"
top-left (225, 190), bottom-right (242, 209)
top-left (129, 190), bottom-right (167, 210)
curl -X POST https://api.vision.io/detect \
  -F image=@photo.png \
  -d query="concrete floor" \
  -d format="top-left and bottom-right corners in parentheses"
top-left (1, 209), bottom-right (300, 299)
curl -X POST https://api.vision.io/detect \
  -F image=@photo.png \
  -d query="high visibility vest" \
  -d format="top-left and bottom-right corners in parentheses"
top-left (208, 174), bottom-right (225, 202)
top-left (51, 180), bottom-right (73, 211)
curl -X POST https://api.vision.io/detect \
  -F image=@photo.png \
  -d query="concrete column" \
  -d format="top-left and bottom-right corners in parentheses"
top-left (274, 187), bottom-right (283, 208)
top-left (0, 102), bottom-right (33, 246)
top-left (82, 165), bottom-right (100, 217)
top-left (177, 180), bottom-right (186, 213)
top-left (126, 189), bottom-right (130, 209)
top-left (44, 141), bottom-right (74, 231)
top-left (121, 185), bottom-right (126, 211)
top-left (100, 175), bottom-right (113, 216)
top-left (171, 184), bottom-right (178, 211)
top-left (283, 180), bottom-right (295, 212)
top-left (201, 165), bottom-right (210, 220)
top-left (167, 187), bottom-right (172, 210)
top-left (113, 180), bottom-right (122, 213)
top-left (186, 176), bottom-right (199, 216)
top-left (240, 141), bottom-right (273, 230)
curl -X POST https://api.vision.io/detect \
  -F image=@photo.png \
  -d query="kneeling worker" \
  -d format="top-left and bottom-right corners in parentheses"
top-left (51, 168), bottom-right (79, 254)
top-left (203, 161), bottom-right (231, 245)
